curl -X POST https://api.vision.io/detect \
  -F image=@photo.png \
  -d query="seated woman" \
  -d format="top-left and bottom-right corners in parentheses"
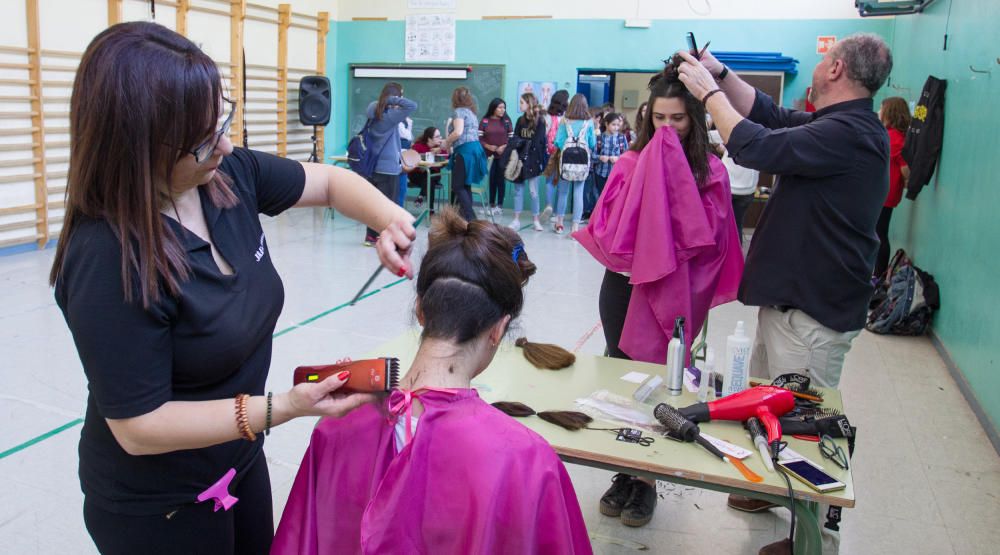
top-left (272, 207), bottom-right (592, 555)
top-left (409, 126), bottom-right (448, 206)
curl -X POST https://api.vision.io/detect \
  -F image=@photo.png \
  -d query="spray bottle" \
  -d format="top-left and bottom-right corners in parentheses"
top-left (666, 316), bottom-right (685, 396)
top-left (722, 321), bottom-right (751, 397)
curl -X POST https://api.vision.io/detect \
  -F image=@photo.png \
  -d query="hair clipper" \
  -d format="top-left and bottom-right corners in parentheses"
top-left (293, 358), bottom-right (400, 393)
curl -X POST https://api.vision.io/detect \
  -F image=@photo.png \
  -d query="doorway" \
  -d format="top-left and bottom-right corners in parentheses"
top-left (577, 72), bottom-right (614, 108)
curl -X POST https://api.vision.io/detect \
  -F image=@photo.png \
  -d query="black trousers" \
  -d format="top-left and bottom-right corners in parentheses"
top-left (874, 206), bottom-right (894, 278)
top-left (731, 193), bottom-right (754, 245)
top-left (366, 172), bottom-right (399, 238)
top-left (599, 270), bottom-right (633, 360)
top-left (83, 455), bottom-right (273, 555)
top-left (488, 156), bottom-right (506, 207)
top-left (452, 155), bottom-right (475, 221)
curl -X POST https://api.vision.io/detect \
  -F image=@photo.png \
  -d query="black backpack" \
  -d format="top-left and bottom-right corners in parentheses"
top-left (867, 249), bottom-right (940, 335)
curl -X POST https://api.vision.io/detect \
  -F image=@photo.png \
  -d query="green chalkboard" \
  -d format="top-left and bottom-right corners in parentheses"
top-left (347, 64), bottom-right (505, 138)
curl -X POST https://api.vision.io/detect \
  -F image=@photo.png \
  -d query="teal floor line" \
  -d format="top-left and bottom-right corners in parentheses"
top-left (0, 276), bottom-right (410, 459)
top-left (0, 418), bottom-right (83, 460)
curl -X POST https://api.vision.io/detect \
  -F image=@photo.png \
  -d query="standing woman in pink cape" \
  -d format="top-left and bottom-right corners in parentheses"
top-left (272, 207), bottom-right (592, 555)
top-left (572, 58), bottom-right (744, 529)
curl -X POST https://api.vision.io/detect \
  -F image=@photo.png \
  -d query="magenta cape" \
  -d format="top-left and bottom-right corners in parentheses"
top-left (271, 388), bottom-right (592, 555)
top-left (573, 126), bottom-right (744, 364)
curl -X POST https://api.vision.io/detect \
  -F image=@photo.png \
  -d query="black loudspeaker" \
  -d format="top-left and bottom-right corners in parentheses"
top-left (298, 76), bottom-right (331, 126)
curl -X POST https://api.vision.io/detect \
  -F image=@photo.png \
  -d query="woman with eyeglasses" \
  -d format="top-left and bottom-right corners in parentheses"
top-left (48, 22), bottom-right (414, 554)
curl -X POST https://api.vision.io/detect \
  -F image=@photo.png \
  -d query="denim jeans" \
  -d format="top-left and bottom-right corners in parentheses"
top-left (513, 175), bottom-right (543, 216)
top-left (556, 180), bottom-right (585, 223)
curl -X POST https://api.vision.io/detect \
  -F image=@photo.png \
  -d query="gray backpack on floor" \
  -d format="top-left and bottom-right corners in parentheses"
top-left (867, 250), bottom-right (940, 336)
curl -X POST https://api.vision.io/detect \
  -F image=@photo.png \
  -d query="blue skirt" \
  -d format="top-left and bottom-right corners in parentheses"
top-left (449, 141), bottom-right (488, 186)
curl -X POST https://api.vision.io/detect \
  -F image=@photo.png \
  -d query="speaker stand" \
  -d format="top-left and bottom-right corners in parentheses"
top-left (308, 126), bottom-right (319, 163)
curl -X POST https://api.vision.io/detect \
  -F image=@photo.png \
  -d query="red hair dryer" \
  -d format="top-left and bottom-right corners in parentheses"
top-left (678, 386), bottom-right (795, 458)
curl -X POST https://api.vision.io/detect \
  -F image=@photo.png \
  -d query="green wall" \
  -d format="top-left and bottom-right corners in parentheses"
top-left (326, 18), bottom-right (893, 155)
top-left (888, 0), bottom-right (1000, 435)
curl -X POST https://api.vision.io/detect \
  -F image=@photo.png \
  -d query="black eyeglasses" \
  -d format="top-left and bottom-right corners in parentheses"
top-left (819, 434), bottom-right (849, 470)
top-left (189, 99), bottom-right (235, 163)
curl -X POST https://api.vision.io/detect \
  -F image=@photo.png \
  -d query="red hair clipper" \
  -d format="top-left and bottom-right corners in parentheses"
top-left (293, 358), bottom-right (400, 393)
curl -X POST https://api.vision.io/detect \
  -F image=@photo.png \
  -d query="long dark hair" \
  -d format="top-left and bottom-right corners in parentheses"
top-left (484, 97), bottom-right (506, 119)
top-left (548, 89), bottom-right (569, 116)
top-left (374, 82), bottom-right (403, 121)
top-left (50, 22), bottom-right (237, 308)
top-left (631, 59), bottom-right (711, 187)
top-left (416, 126), bottom-right (439, 146)
top-left (417, 207), bottom-right (536, 344)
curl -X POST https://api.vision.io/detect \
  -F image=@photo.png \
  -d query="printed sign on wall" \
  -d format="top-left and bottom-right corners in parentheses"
top-left (516, 81), bottom-right (558, 112)
top-left (405, 14), bottom-right (456, 62)
top-left (816, 36), bottom-right (837, 54)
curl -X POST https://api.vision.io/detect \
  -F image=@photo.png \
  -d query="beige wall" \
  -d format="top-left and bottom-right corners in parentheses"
top-left (612, 72), bottom-right (655, 130)
top-left (336, 0), bottom-right (870, 21)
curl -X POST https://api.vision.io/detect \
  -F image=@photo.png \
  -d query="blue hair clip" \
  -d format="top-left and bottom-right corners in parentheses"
top-left (511, 243), bottom-right (524, 263)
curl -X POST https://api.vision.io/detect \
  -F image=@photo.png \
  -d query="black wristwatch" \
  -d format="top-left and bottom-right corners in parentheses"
top-left (716, 65), bottom-right (730, 82)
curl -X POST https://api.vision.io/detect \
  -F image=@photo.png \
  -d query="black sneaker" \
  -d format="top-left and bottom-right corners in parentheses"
top-left (598, 473), bottom-right (635, 517)
top-left (620, 479), bottom-right (657, 527)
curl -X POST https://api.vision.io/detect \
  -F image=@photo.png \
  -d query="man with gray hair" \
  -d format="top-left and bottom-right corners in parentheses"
top-left (675, 33), bottom-right (893, 555)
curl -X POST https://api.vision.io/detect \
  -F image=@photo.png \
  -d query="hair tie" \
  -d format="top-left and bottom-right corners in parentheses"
top-left (511, 243), bottom-right (524, 263)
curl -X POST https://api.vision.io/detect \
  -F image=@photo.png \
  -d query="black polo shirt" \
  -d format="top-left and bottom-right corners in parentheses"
top-left (726, 91), bottom-right (889, 332)
top-left (55, 148), bottom-right (305, 515)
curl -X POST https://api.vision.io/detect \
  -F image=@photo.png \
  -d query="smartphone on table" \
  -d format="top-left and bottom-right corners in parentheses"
top-left (777, 458), bottom-right (847, 493)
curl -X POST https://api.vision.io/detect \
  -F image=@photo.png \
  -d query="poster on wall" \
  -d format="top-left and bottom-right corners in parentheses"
top-left (816, 36), bottom-right (837, 54)
top-left (408, 0), bottom-right (456, 8)
top-left (405, 14), bottom-right (456, 62)
top-left (516, 81), bottom-right (558, 112)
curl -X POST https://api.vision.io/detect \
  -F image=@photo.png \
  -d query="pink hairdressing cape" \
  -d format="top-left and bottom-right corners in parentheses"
top-left (573, 125), bottom-right (744, 364)
top-left (271, 388), bottom-right (592, 555)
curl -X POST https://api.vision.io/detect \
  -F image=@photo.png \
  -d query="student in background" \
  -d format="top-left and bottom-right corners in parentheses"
top-left (442, 87), bottom-right (488, 221)
top-left (396, 117), bottom-right (414, 206)
top-left (592, 112), bottom-right (629, 204)
top-left (635, 101), bottom-right (648, 137)
top-left (410, 127), bottom-right (448, 208)
top-left (876, 96), bottom-right (911, 278)
top-left (709, 115), bottom-right (758, 245)
top-left (621, 114), bottom-right (636, 145)
top-left (540, 89), bottom-right (570, 221)
top-left (507, 93), bottom-right (548, 231)
top-left (479, 98), bottom-right (514, 217)
top-left (553, 93), bottom-right (596, 234)
top-left (364, 82), bottom-right (418, 245)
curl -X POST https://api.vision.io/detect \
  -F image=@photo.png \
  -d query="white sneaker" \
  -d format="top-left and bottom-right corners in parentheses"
top-left (532, 219), bottom-right (544, 231)
top-left (541, 205), bottom-right (553, 220)
top-left (571, 222), bottom-right (580, 234)
top-left (508, 219), bottom-right (521, 230)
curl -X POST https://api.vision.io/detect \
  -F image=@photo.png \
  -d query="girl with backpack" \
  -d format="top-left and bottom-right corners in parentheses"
top-left (507, 93), bottom-right (548, 231)
top-left (363, 83), bottom-right (418, 245)
top-left (540, 90), bottom-right (569, 221)
top-left (479, 98), bottom-right (514, 216)
top-left (552, 94), bottom-right (596, 234)
top-left (442, 87), bottom-right (488, 221)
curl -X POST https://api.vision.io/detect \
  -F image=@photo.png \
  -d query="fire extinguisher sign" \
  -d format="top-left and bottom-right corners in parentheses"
top-left (817, 36), bottom-right (837, 54)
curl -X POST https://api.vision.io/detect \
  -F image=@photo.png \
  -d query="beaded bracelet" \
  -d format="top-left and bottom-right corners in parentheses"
top-left (235, 393), bottom-right (257, 442)
top-left (265, 392), bottom-right (273, 436)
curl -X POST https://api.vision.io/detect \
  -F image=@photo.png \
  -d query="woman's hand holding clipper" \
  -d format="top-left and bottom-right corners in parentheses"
top-left (277, 369), bottom-right (377, 420)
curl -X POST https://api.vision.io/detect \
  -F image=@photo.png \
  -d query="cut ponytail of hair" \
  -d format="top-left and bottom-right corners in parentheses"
top-left (492, 401), bottom-right (594, 431)
top-left (515, 337), bottom-right (575, 370)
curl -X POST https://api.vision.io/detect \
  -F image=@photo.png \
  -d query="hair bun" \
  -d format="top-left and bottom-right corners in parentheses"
top-left (428, 206), bottom-right (470, 248)
top-left (649, 55), bottom-right (684, 88)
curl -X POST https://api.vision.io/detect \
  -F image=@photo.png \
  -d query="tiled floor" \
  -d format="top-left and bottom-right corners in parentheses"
top-left (1, 206), bottom-right (997, 554)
